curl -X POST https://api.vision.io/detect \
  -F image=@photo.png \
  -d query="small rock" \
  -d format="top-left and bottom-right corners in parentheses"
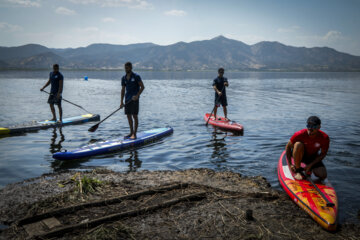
top-left (245, 209), bottom-right (254, 221)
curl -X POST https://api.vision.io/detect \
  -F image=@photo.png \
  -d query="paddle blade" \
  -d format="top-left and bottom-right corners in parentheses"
top-left (88, 123), bottom-right (99, 132)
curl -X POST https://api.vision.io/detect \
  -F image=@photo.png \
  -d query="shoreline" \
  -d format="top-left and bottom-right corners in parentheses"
top-left (0, 168), bottom-right (359, 239)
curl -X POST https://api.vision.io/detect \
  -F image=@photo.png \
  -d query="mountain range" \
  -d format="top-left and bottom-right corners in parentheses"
top-left (1, 36), bottom-right (360, 71)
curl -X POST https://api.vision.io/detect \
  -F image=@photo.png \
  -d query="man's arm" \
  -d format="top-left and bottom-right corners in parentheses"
top-left (40, 79), bottom-right (51, 91)
top-left (224, 79), bottom-right (229, 87)
top-left (120, 86), bottom-right (125, 108)
top-left (213, 85), bottom-right (222, 96)
top-left (132, 81), bottom-right (145, 101)
top-left (57, 79), bottom-right (63, 98)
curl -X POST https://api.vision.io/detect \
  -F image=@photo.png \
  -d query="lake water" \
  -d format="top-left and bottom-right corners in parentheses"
top-left (0, 70), bottom-right (359, 224)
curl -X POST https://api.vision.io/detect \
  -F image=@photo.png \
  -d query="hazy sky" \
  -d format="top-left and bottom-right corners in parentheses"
top-left (0, 0), bottom-right (359, 55)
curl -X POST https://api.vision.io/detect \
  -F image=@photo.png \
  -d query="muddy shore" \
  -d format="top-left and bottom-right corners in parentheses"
top-left (0, 168), bottom-right (359, 239)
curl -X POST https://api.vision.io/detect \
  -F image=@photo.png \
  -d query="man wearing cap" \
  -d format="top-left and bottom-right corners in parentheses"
top-left (285, 116), bottom-right (330, 180)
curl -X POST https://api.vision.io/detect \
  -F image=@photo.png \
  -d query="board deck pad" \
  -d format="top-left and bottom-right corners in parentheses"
top-left (277, 150), bottom-right (338, 231)
top-left (53, 127), bottom-right (173, 160)
top-left (204, 113), bottom-right (243, 132)
top-left (0, 114), bottom-right (100, 135)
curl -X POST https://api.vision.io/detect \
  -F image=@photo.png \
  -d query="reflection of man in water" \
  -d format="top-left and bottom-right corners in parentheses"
top-left (210, 131), bottom-right (228, 167)
top-left (125, 151), bottom-right (141, 172)
top-left (50, 127), bottom-right (65, 154)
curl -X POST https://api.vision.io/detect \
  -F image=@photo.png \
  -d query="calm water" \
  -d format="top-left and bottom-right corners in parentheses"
top-left (0, 71), bottom-right (359, 223)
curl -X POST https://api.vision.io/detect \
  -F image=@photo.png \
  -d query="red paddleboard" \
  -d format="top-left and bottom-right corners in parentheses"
top-left (277, 150), bottom-right (338, 231)
top-left (204, 113), bottom-right (244, 133)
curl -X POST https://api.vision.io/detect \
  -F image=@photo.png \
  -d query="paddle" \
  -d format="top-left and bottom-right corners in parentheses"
top-left (206, 86), bottom-right (225, 126)
top-left (88, 107), bottom-right (121, 132)
top-left (42, 90), bottom-right (91, 113)
top-left (88, 100), bottom-right (131, 132)
top-left (302, 171), bottom-right (335, 208)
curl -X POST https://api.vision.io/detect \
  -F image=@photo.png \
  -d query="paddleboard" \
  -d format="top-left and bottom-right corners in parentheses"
top-left (0, 114), bottom-right (100, 135)
top-left (204, 113), bottom-right (243, 132)
top-left (53, 127), bottom-right (173, 160)
top-left (277, 150), bottom-right (338, 231)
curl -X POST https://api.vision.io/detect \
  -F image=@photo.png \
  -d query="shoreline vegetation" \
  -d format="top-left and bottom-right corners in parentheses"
top-left (0, 169), bottom-right (359, 239)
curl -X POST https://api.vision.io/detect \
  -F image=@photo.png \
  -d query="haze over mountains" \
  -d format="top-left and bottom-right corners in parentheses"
top-left (1, 36), bottom-right (360, 71)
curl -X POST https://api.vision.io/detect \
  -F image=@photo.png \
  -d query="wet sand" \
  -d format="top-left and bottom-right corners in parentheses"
top-left (0, 168), bottom-right (359, 239)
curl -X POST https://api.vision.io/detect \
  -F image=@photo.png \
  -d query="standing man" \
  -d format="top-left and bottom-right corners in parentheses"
top-left (212, 67), bottom-right (229, 120)
top-left (40, 64), bottom-right (64, 123)
top-left (120, 62), bottom-right (145, 140)
top-left (285, 116), bottom-right (330, 181)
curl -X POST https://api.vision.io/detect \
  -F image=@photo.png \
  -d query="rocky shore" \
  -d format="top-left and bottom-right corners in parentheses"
top-left (0, 168), bottom-right (359, 239)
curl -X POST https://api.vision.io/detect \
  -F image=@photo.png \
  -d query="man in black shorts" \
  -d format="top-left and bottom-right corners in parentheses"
top-left (120, 62), bottom-right (145, 140)
top-left (40, 64), bottom-right (64, 123)
top-left (212, 67), bottom-right (229, 120)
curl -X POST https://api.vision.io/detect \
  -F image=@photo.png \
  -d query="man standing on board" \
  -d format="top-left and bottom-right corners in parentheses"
top-left (120, 62), bottom-right (145, 140)
top-left (212, 68), bottom-right (229, 120)
top-left (285, 116), bottom-right (330, 181)
top-left (40, 64), bottom-right (64, 123)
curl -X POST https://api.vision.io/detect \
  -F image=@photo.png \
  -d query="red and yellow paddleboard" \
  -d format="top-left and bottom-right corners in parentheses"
top-left (277, 150), bottom-right (338, 231)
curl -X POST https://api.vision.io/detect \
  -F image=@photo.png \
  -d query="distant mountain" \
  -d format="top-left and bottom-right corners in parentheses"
top-left (6, 52), bottom-right (66, 69)
top-left (0, 44), bottom-right (51, 61)
top-left (1, 36), bottom-right (360, 71)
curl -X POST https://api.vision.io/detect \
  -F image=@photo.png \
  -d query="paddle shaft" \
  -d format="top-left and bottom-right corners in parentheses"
top-left (206, 86), bottom-right (225, 126)
top-left (303, 172), bottom-right (335, 207)
top-left (88, 99), bottom-right (132, 132)
top-left (42, 90), bottom-right (90, 113)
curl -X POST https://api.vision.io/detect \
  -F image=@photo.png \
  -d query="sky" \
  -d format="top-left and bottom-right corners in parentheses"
top-left (0, 0), bottom-right (360, 55)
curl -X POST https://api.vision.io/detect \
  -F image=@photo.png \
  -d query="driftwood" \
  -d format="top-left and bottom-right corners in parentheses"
top-left (34, 191), bottom-right (206, 239)
top-left (18, 183), bottom-right (188, 226)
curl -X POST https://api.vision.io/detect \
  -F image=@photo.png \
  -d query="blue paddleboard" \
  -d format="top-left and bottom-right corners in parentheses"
top-left (53, 127), bottom-right (173, 160)
top-left (0, 114), bottom-right (100, 135)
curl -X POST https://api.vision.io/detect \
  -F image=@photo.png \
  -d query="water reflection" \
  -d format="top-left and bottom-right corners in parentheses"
top-left (49, 127), bottom-right (65, 154)
top-left (125, 150), bottom-right (142, 172)
top-left (207, 131), bottom-right (229, 168)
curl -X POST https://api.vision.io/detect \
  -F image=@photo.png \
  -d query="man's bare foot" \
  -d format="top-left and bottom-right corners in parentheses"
top-left (130, 134), bottom-right (137, 140)
top-left (124, 133), bottom-right (133, 139)
top-left (50, 118), bottom-right (56, 121)
top-left (294, 173), bottom-right (303, 180)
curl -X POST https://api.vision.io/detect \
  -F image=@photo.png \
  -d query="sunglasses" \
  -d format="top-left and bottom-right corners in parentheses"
top-left (307, 124), bottom-right (319, 130)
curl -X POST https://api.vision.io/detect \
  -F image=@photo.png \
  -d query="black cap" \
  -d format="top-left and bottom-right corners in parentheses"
top-left (307, 116), bottom-right (321, 125)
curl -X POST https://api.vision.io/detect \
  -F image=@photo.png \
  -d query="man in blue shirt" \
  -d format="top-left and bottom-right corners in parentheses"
top-left (120, 62), bottom-right (145, 139)
top-left (40, 64), bottom-right (64, 122)
top-left (212, 68), bottom-right (229, 120)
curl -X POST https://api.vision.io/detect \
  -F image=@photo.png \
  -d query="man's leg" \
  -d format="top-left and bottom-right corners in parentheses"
top-left (127, 114), bottom-right (134, 136)
top-left (58, 104), bottom-right (63, 122)
top-left (292, 142), bottom-right (305, 180)
top-left (223, 106), bottom-right (227, 120)
top-left (313, 165), bottom-right (327, 181)
top-left (131, 114), bottom-right (138, 139)
top-left (49, 104), bottom-right (56, 121)
top-left (293, 142), bottom-right (304, 169)
top-left (214, 106), bottom-right (218, 119)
